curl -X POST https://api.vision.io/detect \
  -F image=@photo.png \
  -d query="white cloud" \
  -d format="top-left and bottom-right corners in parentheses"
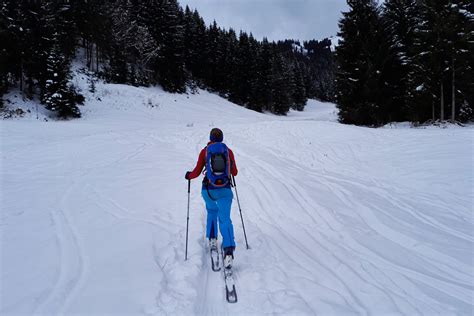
top-left (179, 0), bottom-right (349, 41)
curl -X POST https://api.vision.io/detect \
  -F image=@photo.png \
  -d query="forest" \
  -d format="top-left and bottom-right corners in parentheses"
top-left (1, 0), bottom-right (473, 126)
top-left (0, 0), bottom-right (334, 118)
top-left (336, 0), bottom-right (473, 125)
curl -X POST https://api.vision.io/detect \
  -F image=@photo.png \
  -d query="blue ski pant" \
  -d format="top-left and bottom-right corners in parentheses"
top-left (201, 187), bottom-right (236, 249)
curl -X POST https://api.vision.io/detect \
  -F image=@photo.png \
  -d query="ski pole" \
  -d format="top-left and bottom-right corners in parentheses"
top-left (185, 179), bottom-right (190, 260)
top-left (232, 175), bottom-right (249, 249)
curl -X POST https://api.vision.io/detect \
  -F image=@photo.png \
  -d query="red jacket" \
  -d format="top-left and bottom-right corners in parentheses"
top-left (188, 142), bottom-right (238, 180)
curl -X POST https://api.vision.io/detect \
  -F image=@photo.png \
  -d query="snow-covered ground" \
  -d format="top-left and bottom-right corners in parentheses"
top-left (1, 70), bottom-right (473, 315)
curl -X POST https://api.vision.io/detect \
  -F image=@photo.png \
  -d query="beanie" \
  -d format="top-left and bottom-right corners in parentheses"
top-left (210, 128), bottom-right (223, 142)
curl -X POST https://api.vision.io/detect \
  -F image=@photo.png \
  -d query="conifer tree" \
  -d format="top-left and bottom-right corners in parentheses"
top-left (304, 39), bottom-right (336, 102)
top-left (230, 32), bottom-right (259, 106)
top-left (0, 0), bottom-right (17, 101)
top-left (1, 0), bottom-right (45, 97)
top-left (270, 53), bottom-right (292, 115)
top-left (107, 1), bottom-right (131, 83)
top-left (383, 0), bottom-right (420, 121)
top-left (292, 62), bottom-right (307, 111)
top-left (252, 38), bottom-right (273, 112)
top-left (412, 0), bottom-right (473, 121)
top-left (183, 6), bottom-right (197, 79)
top-left (221, 28), bottom-right (239, 95)
top-left (444, 0), bottom-right (473, 121)
top-left (336, 0), bottom-right (398, 125)
top-left (43, 38), bottom-right (81, 118)
top-left (156, 0), bottom-right (187, 92)
top-left (41, 2), bottom-right (81, 118)
top-left (190, 9), bottom-right (207, 81)
top-left (414, 0), bottom-right (449, 121)
top-left (107, 0), bottom-right (158, 85)
top-left (202, 21), bottom-right (222, 90)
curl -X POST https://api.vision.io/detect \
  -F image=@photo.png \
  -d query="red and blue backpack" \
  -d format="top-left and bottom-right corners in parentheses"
top-left (205, 142), bottom-right (231, 188)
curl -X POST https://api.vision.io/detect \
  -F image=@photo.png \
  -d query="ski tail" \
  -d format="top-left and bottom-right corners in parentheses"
top-left (222, 251), bottom-right (237, 303)
top-left (210, 246), bottom-right (221, 272)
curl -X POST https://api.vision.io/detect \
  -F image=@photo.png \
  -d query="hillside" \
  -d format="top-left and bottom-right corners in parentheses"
top-left (1, 73), bottom-right (473, 315)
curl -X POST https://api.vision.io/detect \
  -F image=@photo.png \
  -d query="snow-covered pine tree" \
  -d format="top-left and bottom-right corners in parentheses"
top-left (443, 0), bottom-right (473, 122)
top-left (270, 53), bottom-right (292, 115)
top-left (190, 9), bottom-right (207, 81)
top-left (202, 20), bottom-right (222, 91)
top-left (74, 0), bottom-right (109, 72)
top-left (104, 0), bottom-right (152, 84)
top-left (228, 31), bottom-right (248, 105)
top-left (0, 0), bottom-right (15, 103)
top-left (230, 31), bottom-right (259, 107)
top-left (292, 61), bottom-right (307, 111)
top-left (183, 6), bottom-right (206, 85)
top-left (272, 39), bottom-right (307, 111)
top-left (43, 37), bottom-right (80, 118)
top-left (336, 0), bottom-right (397, 125)
top-left (303, 39), bottom-right (336, 102)
top-left (0, 0), bottom-right (42, 97)
top-left (252, 38), bottom-right (273, 112)
top-left (210, 22), bottom-right (231, 92)
top-left (383, 0), bottom-right (421, 121)
top-left (41, 2), bottom-right (81, 118)
top-left (155, 0), bottom-right (187, 92)
top-left (183, 6), bottom-right (197, 79)
top-left (221, 28), bottom-right (239, 96)
top-left (414, 0), bottom-right (461, 122)
top-left (107, 0), bottom-right (134, 83)
top-left (109, 0), bottom-right (158, 85)
top-left (458, 100), bottom-right (473, 122)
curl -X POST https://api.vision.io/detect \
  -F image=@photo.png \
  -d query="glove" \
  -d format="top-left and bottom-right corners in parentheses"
top-left (185, 171), bottom-right (191, 180)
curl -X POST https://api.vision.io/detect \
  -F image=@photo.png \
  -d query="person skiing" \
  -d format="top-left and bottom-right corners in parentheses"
top-left (185, 128), bottom-right (238, 268)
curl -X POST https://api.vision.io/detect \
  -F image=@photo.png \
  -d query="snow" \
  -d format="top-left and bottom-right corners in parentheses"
top-left (1, 67), bottom-right (473, 315)
top-left (329, 35), bottom-right (342, 52)
top-left (292, 42), bottom-right (308, 54)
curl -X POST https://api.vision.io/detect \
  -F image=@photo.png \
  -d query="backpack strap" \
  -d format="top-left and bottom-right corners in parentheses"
top-left (226, 148), bottom-right (231, 178)
top-left (204, 178), bottom-right (217, 201)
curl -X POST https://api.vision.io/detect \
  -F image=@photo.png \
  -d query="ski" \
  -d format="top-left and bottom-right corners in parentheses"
top-left (222, 252), bottom-right (237, 303)
top-left (224, 266), bottom-right (237, 303)
top-left (210, 246), bottom-right (221, 272)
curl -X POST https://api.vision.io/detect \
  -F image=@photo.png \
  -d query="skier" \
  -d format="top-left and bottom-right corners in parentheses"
top-left (185, 128), bottom-right (238, 268)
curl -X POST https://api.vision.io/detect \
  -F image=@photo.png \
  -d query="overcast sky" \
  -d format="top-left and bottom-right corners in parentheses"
top-left (179, 0), bottom-right (349, 42)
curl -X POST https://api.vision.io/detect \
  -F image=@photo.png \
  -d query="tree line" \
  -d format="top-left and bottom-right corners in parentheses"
top-left (336, 0), bottom-right (473, 126)
top-left (0, 0), bottom-right (336, 118)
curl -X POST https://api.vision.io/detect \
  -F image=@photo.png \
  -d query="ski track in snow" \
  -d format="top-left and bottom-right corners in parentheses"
top-left (240, 124), bottom-right (472, 315)
top-left (33, 180), bottom-right (88, 316)
top-left (1, 77), bottom-right (473, 315)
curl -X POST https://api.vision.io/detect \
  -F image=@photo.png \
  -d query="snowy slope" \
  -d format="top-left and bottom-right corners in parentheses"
top-left (1, 72), bottom-right (473, 315)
